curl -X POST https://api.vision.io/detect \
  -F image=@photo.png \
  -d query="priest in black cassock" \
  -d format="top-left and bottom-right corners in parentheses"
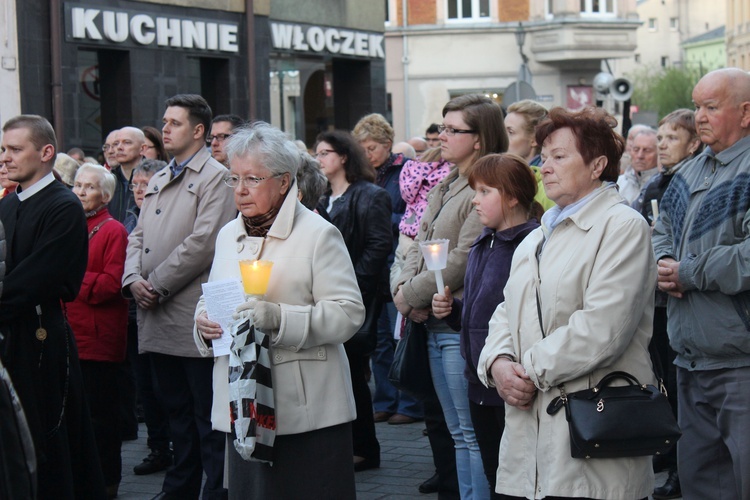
top-left (0, 115), bottom-right (105, 499)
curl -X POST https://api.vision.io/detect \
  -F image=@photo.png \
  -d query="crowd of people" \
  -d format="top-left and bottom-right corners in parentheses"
top-left (0, 66), bottom-right (748, 500)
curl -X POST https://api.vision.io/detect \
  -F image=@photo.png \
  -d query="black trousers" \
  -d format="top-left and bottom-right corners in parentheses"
top-left (424, 395), bottom-right (460, 500)
top-left (80, 360), bottom-right (122, 488)
top-left (150, 353), bottom-right (226, 500)
top-left (469, 400), bottom-right (505, 499)
top-left (344, 343), bottom-right (380, 462)
top-left (118, 317), bottom-right (139, 439)
top-left (648, 306), bottom-right (678, 471)
top-left (130, 318), bottom-right (169, 452)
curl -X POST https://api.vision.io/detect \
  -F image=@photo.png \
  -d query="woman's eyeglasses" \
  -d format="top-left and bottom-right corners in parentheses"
top-left (314, 149), bottom-right (336, 159)
top-left (223, 174), bottom-right (280, 189)
top-left (437, 125), bottom-right (476, 136)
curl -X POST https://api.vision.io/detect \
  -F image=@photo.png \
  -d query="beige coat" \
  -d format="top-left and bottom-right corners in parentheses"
top-left (123, 147), bottom-right (237, 357)
top-left (194, 183), bottom-right (365, 436)
top-left (478, 186), bottom-right (656, 499)
top-left (395, 168), bottom-right (483, 307)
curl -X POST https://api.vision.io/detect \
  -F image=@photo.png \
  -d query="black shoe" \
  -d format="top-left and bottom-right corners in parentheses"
top-left (653, 470), bottom-right (681, 499)
top-left (418, 472), bottom-right (440, 494)
top-left (353, 455), bottom-right (380, 472)
top-left (134, 449), bottom-right (172, 476)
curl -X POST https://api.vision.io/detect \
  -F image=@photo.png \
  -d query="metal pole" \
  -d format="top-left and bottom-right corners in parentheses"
top-left (50, 0), bottom-right (64, 148)
top-left (402, 0), bottom-right (410, 138)
top-left (278, 72), bottom-right (285, 131)
top-left (246, 0), bottom-right (256, 120)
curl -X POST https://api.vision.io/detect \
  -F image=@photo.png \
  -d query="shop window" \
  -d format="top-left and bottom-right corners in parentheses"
top-left (580, 0), bottom-right (616, 17)
top-left (447, 0), bottom-right (490, 21)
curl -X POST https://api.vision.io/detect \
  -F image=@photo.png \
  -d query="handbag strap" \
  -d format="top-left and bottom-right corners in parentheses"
top-left (88, 218), bottom-right (114, 240)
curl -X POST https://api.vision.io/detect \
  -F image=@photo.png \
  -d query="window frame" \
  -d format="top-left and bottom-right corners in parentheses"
top-left (579, 0), bottom-right (617, 18)
top-left (446, 0), bottom-right (491, 22)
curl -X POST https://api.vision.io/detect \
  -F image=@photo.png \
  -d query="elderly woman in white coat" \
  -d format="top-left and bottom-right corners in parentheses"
top-left (478, 107), bottom-right (656, 500)
top-left (193, 122), bottom-right (365, 499)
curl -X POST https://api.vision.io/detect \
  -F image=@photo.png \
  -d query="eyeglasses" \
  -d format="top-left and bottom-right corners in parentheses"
top-left (314, 149), bottom-right (337, 159)
top-left (437, 125), bottom-right (477, 136)
top-left (129, 183), bottom-right (149, 191)
top-left (223, 174), bottom-right (281, 189)
top-left (206, 133), bottom-right (233, 145)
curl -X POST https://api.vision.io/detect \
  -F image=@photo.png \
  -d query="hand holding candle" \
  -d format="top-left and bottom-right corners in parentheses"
top-left (419, 239), bottom-right (450, 294)
top-left (238, 260), bottom-right (274, 296)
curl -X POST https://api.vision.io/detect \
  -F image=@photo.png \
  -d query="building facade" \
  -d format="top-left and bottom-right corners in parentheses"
top-left (613, 0), bottom-right (725, 77)
top-left (385, 0), bottom-right (641, 140)
top-left (682, 26), bottom-right (726, 72)
top-left (727, 0), bottom-right (750, 69)
top-left (3, 0), bottom-right (386, 154)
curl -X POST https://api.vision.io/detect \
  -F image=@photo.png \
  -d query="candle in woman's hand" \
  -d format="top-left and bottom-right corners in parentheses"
top-left (239, 260), bottom-right (274, 296)
top-left (419, 239), bottom-right (450, 294)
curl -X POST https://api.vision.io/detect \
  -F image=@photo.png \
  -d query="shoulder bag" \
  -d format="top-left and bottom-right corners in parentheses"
top-left (536, 289), bottom-right (681, 459)
top-left (388, 318), bottom-right (434, 401)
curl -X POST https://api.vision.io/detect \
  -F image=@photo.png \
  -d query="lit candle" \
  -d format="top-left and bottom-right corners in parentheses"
top-left (650, 199), bottom-right (659, 221)
top-left (419, 239), bottom-right (450, 294)
top-left (238, 260), bottom-right (274, 296)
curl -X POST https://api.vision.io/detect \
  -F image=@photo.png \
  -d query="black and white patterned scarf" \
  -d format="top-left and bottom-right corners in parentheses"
top-left (228, 312), bottom-right (275, 463)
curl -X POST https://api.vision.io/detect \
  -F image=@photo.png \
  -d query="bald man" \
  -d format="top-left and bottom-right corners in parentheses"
top-left (407, 136), bottom-right (428, 156)
top-left (109, 126), bottom-right (146, 223)
top-left (652, 68), bottom-right (750, 500)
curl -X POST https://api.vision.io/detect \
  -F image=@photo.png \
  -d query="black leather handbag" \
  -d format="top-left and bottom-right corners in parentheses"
top-left (345, 292), bottom-right (381, 356)
top-left (547, 371), bottom-right (681, 459)
top-left (388, 319), bottom-right (434, 401)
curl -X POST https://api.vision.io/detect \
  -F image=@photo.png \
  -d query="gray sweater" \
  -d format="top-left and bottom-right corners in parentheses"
top-left (652, 134), bottom-right (750, 371)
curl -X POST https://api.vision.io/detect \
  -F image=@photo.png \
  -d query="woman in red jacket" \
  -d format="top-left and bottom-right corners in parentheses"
top-left (69, 163), bottom-right (129, 499)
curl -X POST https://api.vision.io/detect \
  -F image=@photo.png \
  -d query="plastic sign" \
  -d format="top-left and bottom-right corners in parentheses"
top-left (270, 22), bottom-right (385, 59)
top-left (66, 5), bottom-right (239, 53)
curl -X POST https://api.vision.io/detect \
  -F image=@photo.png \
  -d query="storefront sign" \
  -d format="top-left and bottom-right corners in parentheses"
top-left (65, 3), bottom-right (239, 53)
top-left (270, 22), bottom-right (384, 59)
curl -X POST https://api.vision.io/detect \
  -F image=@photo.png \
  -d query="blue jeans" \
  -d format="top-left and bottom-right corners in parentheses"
top-left (372, 303), bottom-right (423, 417)
top-left (427, 331), bottom-right (490, 500)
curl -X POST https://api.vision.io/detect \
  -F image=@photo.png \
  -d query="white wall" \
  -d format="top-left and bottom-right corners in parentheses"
top-left (0, 0), bottom-right (21, 125)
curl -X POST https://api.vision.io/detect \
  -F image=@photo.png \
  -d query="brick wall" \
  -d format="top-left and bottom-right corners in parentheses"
top-left (499, 0), bottom-right (529, 22)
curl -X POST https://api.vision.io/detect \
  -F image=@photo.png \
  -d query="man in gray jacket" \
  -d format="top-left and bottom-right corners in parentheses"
top-left (653, 68), bottom-right (750, 500)
top-left (123, 94), bottom-right (236, 500)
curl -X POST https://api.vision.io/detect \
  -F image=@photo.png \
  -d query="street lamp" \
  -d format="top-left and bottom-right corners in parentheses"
top-left (515, 22), bottom-right (529, 66)
top-left (513, 21), bottom-right (532, 103)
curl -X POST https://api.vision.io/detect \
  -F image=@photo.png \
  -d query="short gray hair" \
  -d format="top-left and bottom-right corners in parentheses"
top-left (296, 153), bottom-right (327, 210)
top-left (224, 122), bottom-right (300, 178)
top-left (133, 159), bottom-right (168, 178)
top-left (76, 163), bottom-right (116, 202)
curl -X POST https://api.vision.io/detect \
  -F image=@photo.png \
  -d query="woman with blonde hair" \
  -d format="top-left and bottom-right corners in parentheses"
top-left (353, 113), bottom-right (421, 425)
top-left (505, 99), bottom-right (554, 211)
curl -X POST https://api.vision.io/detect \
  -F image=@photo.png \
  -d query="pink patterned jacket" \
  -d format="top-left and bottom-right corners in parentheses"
top-left (398, 158), bottom-right (453, 237)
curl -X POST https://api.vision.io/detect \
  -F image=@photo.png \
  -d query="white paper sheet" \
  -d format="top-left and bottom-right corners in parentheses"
top-left (394, 311), bottom-right (404, 340)
top-left (201, 278), bottom-right (247, 356)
